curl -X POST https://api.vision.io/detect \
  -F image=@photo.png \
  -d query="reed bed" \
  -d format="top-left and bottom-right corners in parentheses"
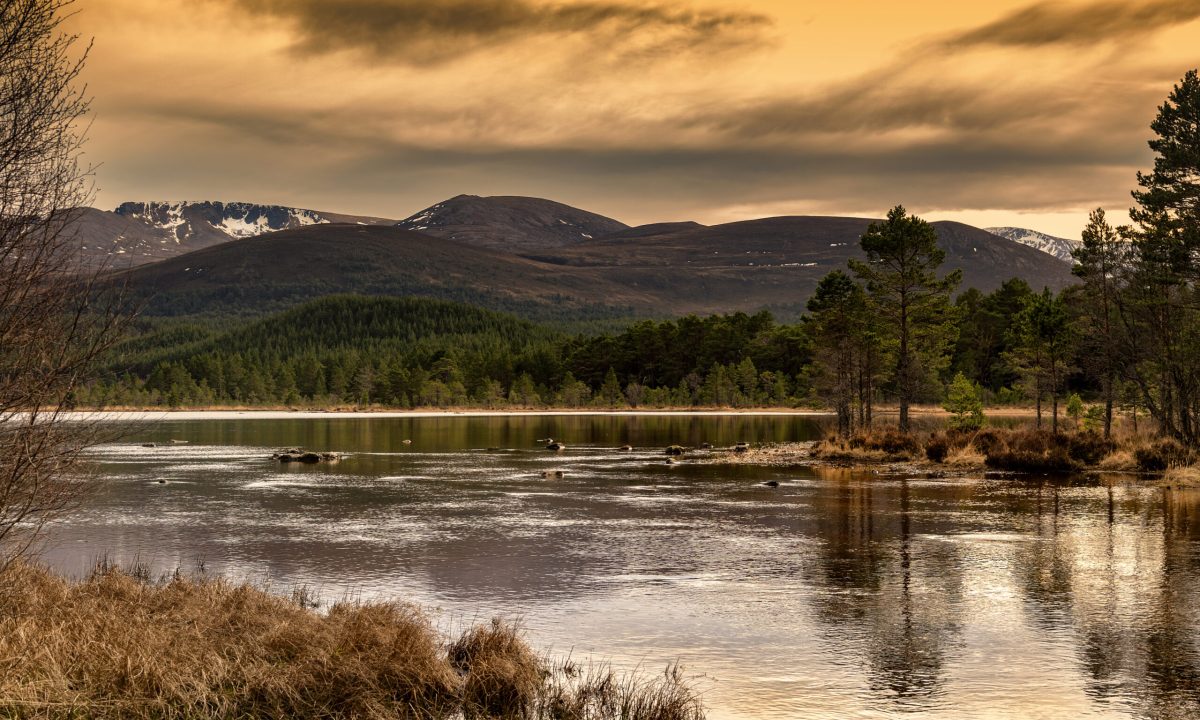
top-left (0, 562), bottom-right (705, 720)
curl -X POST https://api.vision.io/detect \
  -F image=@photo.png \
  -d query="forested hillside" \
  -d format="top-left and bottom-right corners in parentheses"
top-left (83, 281), bottom-right (1086, 412)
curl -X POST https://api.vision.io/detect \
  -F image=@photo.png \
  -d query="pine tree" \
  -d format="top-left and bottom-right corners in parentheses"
top-left (943, 372), bottom-right (984, 430)
top-left (849, 206), bottom-right (961, 433)
top-left (1072, 208), bottom-right (1126, 438)
top-left (806, 271), bottom-right (871, 437)
top-left (1010, 289), bottom-right (1072, 432)
top-left (597, 367), bottom-right (623, 407)
top-left (1122, 69), bottom-right (1200, 443)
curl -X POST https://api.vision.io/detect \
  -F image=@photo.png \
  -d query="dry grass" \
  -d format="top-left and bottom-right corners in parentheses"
top-left (944, 443), bottom-right (986, 467)
top-left (0, 562), bottom-right (705, 720)
top-left (811, 431), bottom-right (921, 463)
top-left (1161, 465), bottom-right (1200, 487)
top-left (1098, 450), bottom-right (1139, 471)
top-left (703, 442), bottom-right (814, 466)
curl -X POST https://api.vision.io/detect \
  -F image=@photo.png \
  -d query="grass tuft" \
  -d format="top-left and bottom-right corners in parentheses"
top-left (0, 562), bottom-right (704, 719)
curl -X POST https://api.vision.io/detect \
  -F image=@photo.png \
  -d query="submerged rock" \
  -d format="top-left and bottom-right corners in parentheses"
top-left (620, 445), bottom-right (633, 452)
top-left (762, 480), bottom-right (780, 488)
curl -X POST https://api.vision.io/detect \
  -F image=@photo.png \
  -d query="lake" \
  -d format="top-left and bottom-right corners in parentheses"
top-left (40, 413), bottom-right (1200, 720)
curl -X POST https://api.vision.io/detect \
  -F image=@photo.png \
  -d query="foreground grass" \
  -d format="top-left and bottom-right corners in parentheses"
top-left (0, 562), bottom-right (704, 720)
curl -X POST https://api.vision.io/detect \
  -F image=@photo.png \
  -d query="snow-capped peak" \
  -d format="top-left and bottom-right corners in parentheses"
top-left (114, 201), bottom-right (332, 241)
top-left (986, 227), bottom-right (1080, 263)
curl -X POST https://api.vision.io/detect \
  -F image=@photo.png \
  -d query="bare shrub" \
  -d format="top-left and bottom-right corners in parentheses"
top-left (0, 0), bottom-right (127, 568)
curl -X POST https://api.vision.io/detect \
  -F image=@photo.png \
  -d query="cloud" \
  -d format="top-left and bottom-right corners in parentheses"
top-left (944, 0), bottom-right (1200, 48)
top-left (225, 0), bottom-right (772, 65)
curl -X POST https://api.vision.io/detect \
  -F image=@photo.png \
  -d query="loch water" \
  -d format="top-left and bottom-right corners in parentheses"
top-left (42, 414), bottom-right (1200, 719)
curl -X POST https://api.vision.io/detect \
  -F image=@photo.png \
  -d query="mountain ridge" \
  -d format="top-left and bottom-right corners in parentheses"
top-left (106, 213), bottom-right (1077, 322)
top-left (986, 226), bottom-right (1080, 262)
top-left (74, 201), bottom-right (396, 267)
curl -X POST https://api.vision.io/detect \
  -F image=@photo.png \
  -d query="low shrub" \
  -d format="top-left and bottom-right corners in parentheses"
top-left (925, 434), bottom-right (950, 463)
top-left (850, 430), bottom-right (921, 458)
top-left (980, 429), bottom-right (1105, 473)
top-left (986, 446), bottom-right (1080, 473)
top-left (1135, 438), bottom-right (1192, 472)
top-left (1065, 431), bottom-right (1116, 466)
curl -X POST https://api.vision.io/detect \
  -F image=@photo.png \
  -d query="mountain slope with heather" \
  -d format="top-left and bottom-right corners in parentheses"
top-left (108, 209), bottom-right (1076, 321)
top-left (396, 194), bottom-right (629, 251)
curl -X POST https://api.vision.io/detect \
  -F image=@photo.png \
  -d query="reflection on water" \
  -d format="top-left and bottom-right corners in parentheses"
top-left (38, 415), bottom-right (1200, 719)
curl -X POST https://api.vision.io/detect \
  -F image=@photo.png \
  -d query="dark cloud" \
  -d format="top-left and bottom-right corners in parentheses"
top-left (112, 90), bottom-right (1149, 220)
top-left (227, 0), bottom-right (772, 64)
top-left (945, 0), bottom-right (1200, 48)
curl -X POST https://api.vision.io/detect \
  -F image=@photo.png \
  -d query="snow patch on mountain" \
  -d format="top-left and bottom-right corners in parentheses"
top-left (116, 201), bottom-right (331, 241)
top-left (986, 227), bottom-right (1080, 263)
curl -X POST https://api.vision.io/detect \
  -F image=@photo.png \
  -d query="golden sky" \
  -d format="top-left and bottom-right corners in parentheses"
top-left (69, 0), bottom-right (1200, 237)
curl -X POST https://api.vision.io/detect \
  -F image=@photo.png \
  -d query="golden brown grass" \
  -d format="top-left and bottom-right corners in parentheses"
top-left (1161, 465), bottom-right (1200, 487)
top-left (944, 443), bottom-right (986, 467)
top-left (1098, 450), bottom-right (1139, 471)
top-left (0, 562), bottom-right (705, 720)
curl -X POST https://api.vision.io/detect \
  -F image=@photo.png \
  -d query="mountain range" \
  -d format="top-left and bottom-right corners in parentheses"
top-left (88, 195), bottom-right (1078, 321)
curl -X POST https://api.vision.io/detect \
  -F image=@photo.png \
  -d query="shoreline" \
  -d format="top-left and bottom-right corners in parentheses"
top-left (65, 408), bottom-right (834, 421)
top-left (61, 405), bottom-right (1043, 421)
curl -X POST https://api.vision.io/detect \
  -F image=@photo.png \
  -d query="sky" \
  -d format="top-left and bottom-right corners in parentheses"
top-left (68, 0), bottom-right (1200, 238)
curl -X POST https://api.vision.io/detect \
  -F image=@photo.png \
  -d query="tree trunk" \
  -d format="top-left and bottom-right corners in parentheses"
top-left (1051, 361), bottom-right (1059, 434)
top-left (1035, 377), bottom-right (1042, 430)
top-left (898, 297), bottom-right (910, 434)
top-left (1103, 372), bottom-right (1114, 440)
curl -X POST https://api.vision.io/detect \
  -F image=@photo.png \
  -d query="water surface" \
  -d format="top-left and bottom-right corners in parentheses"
top-left (42, 414), bottom-right (1200, 720)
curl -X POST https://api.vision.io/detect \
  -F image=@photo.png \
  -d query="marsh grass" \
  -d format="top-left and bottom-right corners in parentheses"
top-left (0, 562), bottom-right (705, 720)
top-left (812, 430), bottom-right (922, 463)
top-left (1161, 465), bottom-right (1200, 487)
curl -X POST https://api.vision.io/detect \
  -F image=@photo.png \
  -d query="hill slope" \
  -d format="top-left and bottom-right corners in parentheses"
top-left (113, 224), bottom-right (647, 319)
top-left (396, 195), bottom-right (629, 251)
top-left (111, 215), bottom-right (1076, 321)
top-left (73, 201), bottom-right (395, 267)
